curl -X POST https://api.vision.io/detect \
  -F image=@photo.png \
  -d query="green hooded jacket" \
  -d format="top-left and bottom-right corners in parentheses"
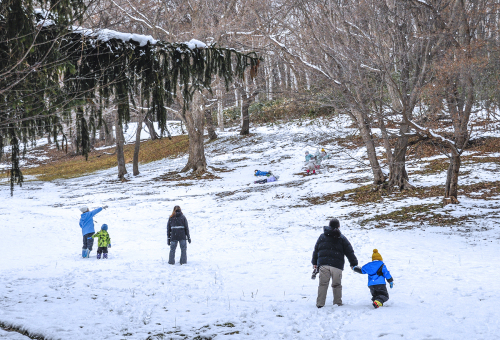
top-left (92, 230), bottom-right (111, 248)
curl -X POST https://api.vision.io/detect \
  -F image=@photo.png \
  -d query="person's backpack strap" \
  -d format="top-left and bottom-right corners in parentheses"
top-left (376, 263), bottom-right (384, 277)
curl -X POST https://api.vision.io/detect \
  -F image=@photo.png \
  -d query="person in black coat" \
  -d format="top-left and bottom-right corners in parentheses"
top-left (311, 218), bottom-right (358, 307)
top-left (167, 205), bottom-right (191, 265)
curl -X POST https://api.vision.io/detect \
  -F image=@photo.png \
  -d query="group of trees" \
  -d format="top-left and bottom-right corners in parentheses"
top-left (2, 0), bottom-right (500, 201)
top-left (260, 0), bottom-right (500, 201)
top-left (0, 0), bottom-right (260, 194)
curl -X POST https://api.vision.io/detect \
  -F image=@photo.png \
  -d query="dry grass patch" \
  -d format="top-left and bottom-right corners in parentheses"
top-left (409, 158), bottom-right (449, 175)
top-left (208, 166), bottom-right (235, 173)
top-left (304, 181), bottom-right (500, 206)
top-left (467, 136), bottom-right (500, 153)
top-left (360, 203), bottom-right (478, 227)
top-left (154, 170), bottom-right (221, 182)
top-left (321, 135), bottom-right (366, 150)
top-left (5, 136), bottom-right (189, 181)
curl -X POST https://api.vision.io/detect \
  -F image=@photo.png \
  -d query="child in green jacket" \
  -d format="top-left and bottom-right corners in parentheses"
top-left (92, 224), bottom-right (111, 259)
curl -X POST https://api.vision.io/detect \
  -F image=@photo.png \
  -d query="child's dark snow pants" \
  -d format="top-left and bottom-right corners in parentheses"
top-left (97, 247), bottom-right (108, 254)
top-left (369, 284), bottom-right (389, 304)
top-left (82, 232), bottom-right (95, 250)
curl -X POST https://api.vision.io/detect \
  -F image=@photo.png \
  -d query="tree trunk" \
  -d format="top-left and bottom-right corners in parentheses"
top-left (144, 115), bottom-right (159, 140)
top-left (204, 108), bottom-right (217, 140)
top-left (181, 92), bottom-right (207, 174)
top-left (217, 87), bottom-right (224, 131)
top-left (132, 120), bottom-right (142, 176)
top-left (351, 109), bottom-right (386, 185)
top-left (240, 90), bottom-right (258, 135)
top-left (444, 153), bottom-right (461, 201)
top-left (240, 87), bottom-right (251, 136)
top-left (115, 114), bottom-right (127, 180)
top-left (105, 115), bottom-right (115, 146)
top-left (99, 123), bottom-right (105, 141)
top-left (377, 110), bottom-right (394, 167)
top-left (387, 123), bottom-right (413, 191)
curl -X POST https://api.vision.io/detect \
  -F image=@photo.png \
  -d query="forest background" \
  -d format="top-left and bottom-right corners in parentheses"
top-left (1, 0), bottom-right (500, 202)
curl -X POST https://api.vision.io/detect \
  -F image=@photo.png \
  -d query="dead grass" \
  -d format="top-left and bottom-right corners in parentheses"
top-left (321, 134), bottom-right (366, 150)
top-left (409, 158), bottom-right (449, 175)
top-left (359, 203), bottom-right (480, 227)
top-left (208, 166), bottom-right (235, 173)
top-left (304, 181), bottom-right (500, 206)
top-left (2, 136), bottom-right (189, 181)
top-left (467, 136), bottom-right (500, 153)
top-left (153, 170), bottom-right (221, 182)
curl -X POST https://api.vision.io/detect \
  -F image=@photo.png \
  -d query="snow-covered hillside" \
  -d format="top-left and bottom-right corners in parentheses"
top-left (1, 119), bottom-right (499, 340)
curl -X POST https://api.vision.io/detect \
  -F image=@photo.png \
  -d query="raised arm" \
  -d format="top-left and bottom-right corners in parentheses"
top-left (89, 207), bottom-right (103, 218)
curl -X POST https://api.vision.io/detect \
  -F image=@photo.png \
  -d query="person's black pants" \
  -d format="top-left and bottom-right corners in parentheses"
top-left (82, 232), bottom-right (95, 250)
top-left (369, 284), bottom-right (389, 304)
top-left (97, 247), bottom-right (108, 254)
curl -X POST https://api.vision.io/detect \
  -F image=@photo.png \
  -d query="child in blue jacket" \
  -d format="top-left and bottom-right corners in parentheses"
top-left (254, 170), bottom-right (272, 177)
top-left (353, 249), bottom-right (394, 308)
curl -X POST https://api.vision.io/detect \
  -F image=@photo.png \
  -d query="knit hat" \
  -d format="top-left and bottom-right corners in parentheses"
top-left (101, 224), bottom-right (108, 231)
top-left (329, 218), bottom-right (340, 229)
top-left (372, 249), bottom-right (383, 261)
top-left (305, 151), bottom-right (309, 155)
top-left (321, 148), bottom-right (325, 152)
top-left (79, 206), bottom-right (89, 213)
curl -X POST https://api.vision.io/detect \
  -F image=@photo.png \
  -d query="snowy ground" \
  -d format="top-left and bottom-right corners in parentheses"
top-left (1, 119), bottom-right (500, 340)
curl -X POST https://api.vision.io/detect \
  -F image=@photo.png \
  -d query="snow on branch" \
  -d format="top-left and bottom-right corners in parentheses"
top-left (360, 64), bottom-right (381, 72)
top-left (408, 119), bottom-right (457, 149)
top-left (72, 26), bottom-right (158, 47)
top-left (36, 8), bottom-right (208, 50)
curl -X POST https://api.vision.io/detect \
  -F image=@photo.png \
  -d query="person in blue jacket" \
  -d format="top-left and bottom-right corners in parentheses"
top-left (254, 170), bottom-right (272, 177)
top-left (305, 151), bottom-right (314, 162)
top-left (79, 205), bottom-right (108, 258)
top-left (353, 249), bottom-right (394, 308)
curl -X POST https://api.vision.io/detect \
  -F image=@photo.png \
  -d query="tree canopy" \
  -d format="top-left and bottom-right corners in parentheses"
top-left (0, 0), bottom-right (260, 194)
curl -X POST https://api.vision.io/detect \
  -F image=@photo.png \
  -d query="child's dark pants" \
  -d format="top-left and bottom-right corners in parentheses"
top-left (97, 247), bottom-right (108, 254)
top-left (369, 284), bottom-right (389, 304)
top-left (82, 232), bottom-right (95, 250)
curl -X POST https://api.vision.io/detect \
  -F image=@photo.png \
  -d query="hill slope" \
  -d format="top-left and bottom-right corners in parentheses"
top-left (1, 118), bottom-right (499, 340)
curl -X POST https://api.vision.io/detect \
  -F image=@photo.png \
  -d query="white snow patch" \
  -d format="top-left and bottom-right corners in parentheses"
top-left (0, 118), bottom-right (499, 339)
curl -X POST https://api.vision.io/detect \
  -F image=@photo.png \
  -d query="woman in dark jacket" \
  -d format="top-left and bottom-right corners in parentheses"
top-left (167, 205), bottom-right (191, 265)
top-left (311, 218), bottom-right (358, 308)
